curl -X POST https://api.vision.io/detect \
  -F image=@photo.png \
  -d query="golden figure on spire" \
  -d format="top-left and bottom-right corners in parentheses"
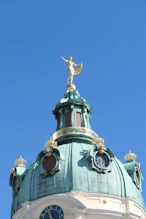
top-left (61, 56), bottom-right (83, 85)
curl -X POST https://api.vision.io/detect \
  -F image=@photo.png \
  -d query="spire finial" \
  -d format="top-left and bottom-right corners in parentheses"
top-left (61, 56), bottom-right (83, 90)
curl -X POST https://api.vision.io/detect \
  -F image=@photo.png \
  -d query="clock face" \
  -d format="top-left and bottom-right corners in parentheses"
top-left (40, 205), bottom-right (64, 219)
top-left (95, 153), bottom-right (109, 168)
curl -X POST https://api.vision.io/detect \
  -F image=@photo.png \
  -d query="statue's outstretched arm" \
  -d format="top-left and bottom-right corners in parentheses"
top-left (73, 62), bottom-right (80, 67)
top-left (61, 56), bottom-right (68, 63)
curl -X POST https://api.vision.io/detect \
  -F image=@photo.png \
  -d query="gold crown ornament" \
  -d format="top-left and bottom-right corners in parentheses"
top-left (124, 151), bottom-right (137, 161)
top-left (92, 135), bottom-right (104, 147)
top-left (98, 145), bottom-right (105, 155)
top-left (44, 136), bottom-right (57, 156)
top-left (92, 135), bottom-right (105, 154)
top-left (14, 156), bottom-right (27, 167)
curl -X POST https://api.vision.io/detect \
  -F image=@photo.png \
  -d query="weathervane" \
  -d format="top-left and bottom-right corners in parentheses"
top-left (61, 56), bottom-right (83, 90)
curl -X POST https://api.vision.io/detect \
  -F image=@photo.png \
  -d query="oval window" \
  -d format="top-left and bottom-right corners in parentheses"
top-left (95, 153), bottom-right (109, 168)
top-left (43, 155), bottom-right (56, 172)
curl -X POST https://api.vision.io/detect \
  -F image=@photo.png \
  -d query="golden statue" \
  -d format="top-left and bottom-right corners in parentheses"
top-left (61, 56), bottom-right (83, 84)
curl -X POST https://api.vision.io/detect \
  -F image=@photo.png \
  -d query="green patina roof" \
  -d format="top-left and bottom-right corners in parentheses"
top-left (11, 142), bottom-right (145, 216)
top-left (10, 89), bottom-right (145, 217)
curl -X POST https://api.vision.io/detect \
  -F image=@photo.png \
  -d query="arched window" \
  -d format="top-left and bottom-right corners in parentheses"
top-left (65, 112), bottom-right (71, 127)
top-left (76, 112), bottom-right (81, 127)
top-left (57, 114), bottom-right (61, 128)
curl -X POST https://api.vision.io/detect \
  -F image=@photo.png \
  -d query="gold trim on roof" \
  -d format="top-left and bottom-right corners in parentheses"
top-left (52, 127), bottom-right (97, 141)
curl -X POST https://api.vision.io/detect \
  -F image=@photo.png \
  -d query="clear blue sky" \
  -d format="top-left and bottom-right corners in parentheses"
top-left (0, 1), bottom-right (146, 218)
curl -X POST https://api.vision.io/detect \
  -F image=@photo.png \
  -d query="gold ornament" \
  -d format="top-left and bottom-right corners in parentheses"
top-left (14, 156), bottom-right (27, 167)
top-left (67, 83), bottom-right (76, 91)
top-left (61, 56), bottom-right (83, 85)
top-left (92, 135), bottom-right (104, 147)
top-left (92, 135), bottom-right (105, 154)
top-left (92, 135), bottom-right (99, 145)
top-left (44, 136), bottom-right (57, 156)
top-left (124, 151), bottom-right (137, 161)
top-left (98, 145), bottom-right (105, 155)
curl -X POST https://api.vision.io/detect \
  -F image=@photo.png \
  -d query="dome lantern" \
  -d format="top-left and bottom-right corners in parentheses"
top-left (52, 88), bottom-right (97, 145)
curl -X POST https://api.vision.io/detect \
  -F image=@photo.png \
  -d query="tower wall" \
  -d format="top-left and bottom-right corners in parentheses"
top-left (12, 192), bottom-right (146, 219)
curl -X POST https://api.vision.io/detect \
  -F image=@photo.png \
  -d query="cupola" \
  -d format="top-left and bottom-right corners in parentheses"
top-left (52, 85), bottom-right (97, 145)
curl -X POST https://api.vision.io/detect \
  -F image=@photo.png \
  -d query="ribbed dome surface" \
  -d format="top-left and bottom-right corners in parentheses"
top-left (13, 142), bottom-right (145, 214)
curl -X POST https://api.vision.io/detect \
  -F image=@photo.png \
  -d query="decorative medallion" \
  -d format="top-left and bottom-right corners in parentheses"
top-left (86, 135), bottom-right (114, 173)
top-left (40, 205), bottom-right (64, 219)
top-left (39, 136), bottom-right (64, 177)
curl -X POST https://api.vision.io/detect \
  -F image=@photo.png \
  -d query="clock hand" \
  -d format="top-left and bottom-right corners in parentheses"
top-left (47, 209), bottom-right (54, 219)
